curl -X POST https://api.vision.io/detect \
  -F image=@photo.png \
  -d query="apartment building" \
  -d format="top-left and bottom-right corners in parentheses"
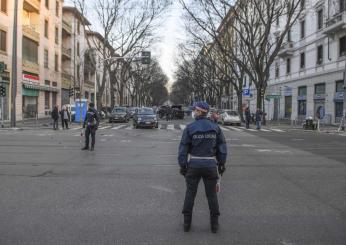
top-left (61, 6), bottom-right (90, 106)
top-left (264, 0), bottom-right (346, 124)
top-left (0, 0), bottom-right (63, 121)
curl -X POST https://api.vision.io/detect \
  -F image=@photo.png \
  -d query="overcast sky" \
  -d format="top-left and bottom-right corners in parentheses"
top-left (65, 1), bottom-right (186, 89)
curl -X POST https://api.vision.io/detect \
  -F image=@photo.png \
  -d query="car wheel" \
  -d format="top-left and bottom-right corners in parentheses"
top-left (109, 119), bottom-right (112, 123)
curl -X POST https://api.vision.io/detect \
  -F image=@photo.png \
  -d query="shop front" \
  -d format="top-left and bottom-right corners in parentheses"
top-left (0, 70), bottom-right (10, 121)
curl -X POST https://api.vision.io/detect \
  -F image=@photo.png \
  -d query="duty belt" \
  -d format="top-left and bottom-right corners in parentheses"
top-left (190, 155), bottom-right (216, 160)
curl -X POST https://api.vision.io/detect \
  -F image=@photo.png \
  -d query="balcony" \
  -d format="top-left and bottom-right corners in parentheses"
top-left (323, 11), bottom-right (346, 35)
top-left (62, 20), bottom-right (72, 35)
top-left (23, 25), bottom-right (40, 42)
top-left (62, 48), bottom-right (72, 60)
top-left (23, 0), bottom-right (40, 12)
top-left (23, 59), bottom-right (39, 74)
top-left (278, 41), bottom-right (294, 57)
top-left (61, 72), bottom-right (73, 89)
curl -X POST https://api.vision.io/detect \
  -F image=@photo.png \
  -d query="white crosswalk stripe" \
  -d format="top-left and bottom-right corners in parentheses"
top-left (99, 126), bottom-right (111, 130)
top-left (226, 126), bottom-right (244, 132)
top-left (220, 126), bottom-right (230, 131)
top-left (125, 126), bottom-right (133, 130)
top-left (270, 129), bottom-right (285, 132)
top-left (259, 128), bottom-right (271, 132)
top-left (70, 127), bottom-right (82, 131)
top-left (111, 125), bottom-right (127, 130)
top-left (167, 124), bottom-right (175, 130)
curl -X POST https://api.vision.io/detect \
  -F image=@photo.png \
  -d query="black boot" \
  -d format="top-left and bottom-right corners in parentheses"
top-left (90, 145), bottom-right (94, 151)
top-left (211, 215), bottom-right (219, 233)
top-left (183, 215), bottom-right (191, 232)
top-left (81, 146), bottom-right (89, 150)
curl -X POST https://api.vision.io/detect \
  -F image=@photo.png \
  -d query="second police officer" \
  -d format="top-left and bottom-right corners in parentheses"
top-left (178, 101), bottom-right (227, 233)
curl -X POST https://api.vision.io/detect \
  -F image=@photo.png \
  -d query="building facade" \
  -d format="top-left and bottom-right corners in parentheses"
top-left (263, 0), bottom-right (346, 124)
top-left (0, 0), bottom-right (63, 121)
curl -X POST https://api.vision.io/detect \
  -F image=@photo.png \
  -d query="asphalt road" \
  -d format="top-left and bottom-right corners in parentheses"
top-left (0, 119), bottom-right (345, 245)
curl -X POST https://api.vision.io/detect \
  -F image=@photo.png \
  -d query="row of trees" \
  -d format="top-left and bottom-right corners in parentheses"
top-left (73, 0), bottom-right (169, 108)
top-left (172, 0), bottom-right (303, 120)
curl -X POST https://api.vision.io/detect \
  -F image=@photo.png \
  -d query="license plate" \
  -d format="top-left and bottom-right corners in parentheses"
top-left (145, 122), bottom-right (151, 124)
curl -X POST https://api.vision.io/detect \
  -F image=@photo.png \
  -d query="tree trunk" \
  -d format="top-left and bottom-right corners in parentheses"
top-left (237, 91), bottom-right (244, 122)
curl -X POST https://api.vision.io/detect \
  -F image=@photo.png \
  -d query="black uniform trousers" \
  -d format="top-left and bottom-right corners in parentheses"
top-left (182, 167), bottom-right (220, 217)
top-left (85, 126), bottom-right (96, 148)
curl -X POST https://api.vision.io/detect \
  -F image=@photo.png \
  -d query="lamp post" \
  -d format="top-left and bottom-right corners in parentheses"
top-left (10, 0), bottom-right (18, 127)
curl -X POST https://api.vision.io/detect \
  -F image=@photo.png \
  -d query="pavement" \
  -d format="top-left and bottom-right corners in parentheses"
top-left (0, 118), bottom-right (345, 244)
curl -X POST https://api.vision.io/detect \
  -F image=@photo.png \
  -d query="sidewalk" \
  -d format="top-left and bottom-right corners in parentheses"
top-left (0, 117), bottom-right (84, 130)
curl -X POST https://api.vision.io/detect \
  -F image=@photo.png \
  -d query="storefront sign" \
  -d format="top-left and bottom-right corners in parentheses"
top-left (313, 94), bottom-right (326, 100)
top-left (23, 73), bottom-right (39, 84)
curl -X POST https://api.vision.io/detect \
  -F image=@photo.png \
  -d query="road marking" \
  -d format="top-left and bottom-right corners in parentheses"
top-left (125, 126), bottom-right (133, 130)
top-left (292, 138), bottom-right (304, 141)
top-left (99, 126), bottom-right (111, 130)
top-left (227, 126), bottom-right (243, 132)
top-left (167, 124), bottom-right (175, 130)
top-left (246, 128), bottom-right (257, 131)
top-left (111, 125), bottom-right (126, 130)
top-left (274, 150), bottom-right (292, 154)
top-left (220, 126), bottom-right (230, 131)
top-left (180, 124), bottom-right (186, 130)
top-left (256, 149), bottom-right (272, 152)
top-left (241, 144), bottom-right (256, 147)
top-left (149, 185), bottom-right (175, 193)
top-left (70, 127), bottom-right (82, 131)
top-left (271, 129), bottom-right (285, 132)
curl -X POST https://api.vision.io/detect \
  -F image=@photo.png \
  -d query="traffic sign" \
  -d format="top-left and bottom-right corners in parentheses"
top-left (243, 88), bottom-right (250, 96)
top-left (141, 51), bottom-right (151, 64)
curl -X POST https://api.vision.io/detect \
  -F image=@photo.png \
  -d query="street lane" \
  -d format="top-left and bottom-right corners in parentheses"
top-left (0, 120), bottom-right (345, 244)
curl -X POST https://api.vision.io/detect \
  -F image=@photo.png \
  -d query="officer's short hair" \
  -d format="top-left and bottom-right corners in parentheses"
top-left (89, 103), bottom-right (95, 108)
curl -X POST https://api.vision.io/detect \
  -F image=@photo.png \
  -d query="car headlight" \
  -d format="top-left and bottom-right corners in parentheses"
top-left (137, 117), bottom-right (142, 121)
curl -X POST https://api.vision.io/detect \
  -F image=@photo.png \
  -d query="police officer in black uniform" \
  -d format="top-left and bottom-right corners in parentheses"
top-left (82, 103), bottom-right (100, 151)
top-left (178, 101), bottom-right (227, 233)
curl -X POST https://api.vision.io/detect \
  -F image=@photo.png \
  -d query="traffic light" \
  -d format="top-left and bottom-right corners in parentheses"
top-left (0, 85), bottom-right (6, 97)
top-left (261, 88), bottom-right (265, 96)
top-left (69, 87), bottom-right (74, 97)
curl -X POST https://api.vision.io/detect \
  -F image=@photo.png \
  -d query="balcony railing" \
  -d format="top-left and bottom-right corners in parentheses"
top-left (23, 0), bottom-right (40, 12)
top-left (278, 41), bottom-right (294, 57)
top-left (62, 48), bottom-right (72, 59)
top-left (323, 11), bottom-right (346, 35)
top-left (23, 25), bottom-right (40, 41)
top-left (62, 20), bottom-right (72, 34)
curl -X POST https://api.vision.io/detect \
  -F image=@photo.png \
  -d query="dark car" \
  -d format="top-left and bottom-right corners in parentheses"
top-left (109, 107), bottom-right (129, 123)
top-left (133, 107), bottom-right (159, 129)
top-left (171, 105), bottom-right (184, 119)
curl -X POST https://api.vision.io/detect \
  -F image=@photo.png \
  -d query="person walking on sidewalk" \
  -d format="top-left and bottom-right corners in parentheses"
top-left (178, 101), bottom-right (227, 233)
top-left (255, 108), bottom-right (263, 130)
top-left (245, 107), bottom-right (251, 129)
top-left (51, 105), bottom-right (59, 130)
top-left (60, 105), bottom-right (70, 129)
top-left (82, 103), bottom-right (100, 151)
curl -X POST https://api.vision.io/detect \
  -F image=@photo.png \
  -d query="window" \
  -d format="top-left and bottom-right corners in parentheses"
top-left (300, 20), bottom-right (305, 39)
top-left (298, 86), bottom-right (307, 96)
top-left (276, 15), bottom-right (280, 26)
top-left (300, 52), bottom-right (305, 69)
top-left (1, 0), bottom-right (7, 13)
top-left (44, 20), bottom-right (49, 38)
top-left (317, 45), bottom-right (323, 65)
top-left (315, 83), bottom-right (326, 94)
top-left (55, 54), bottom-right (58, 71)
top-left (77, 21), bottom-right (80, 34)
top-left (55, 27), bottom-right (59, 44)
top-left (336, 102), bottom-right (344, 118)
top-left (317, 9), bottom-right (323, 30)
top-left (55, 1), bottom-right (59, 16)
top-left (22, 37), bottom-right (38, 63)
top-left (44, 49), bottom-right (49, 68)
top-left (45, 80), bottom-right (50, 86)
top-left (298, 100), bottom-right (307, 115)
top-left (340, 36), bottom-right (346, 57)
top-left (336, 80), bottom-right (344, 92)
top-left (287, 28), bottom-right (291, 42)
top-left (52, 92), bottom-right (57, 106)
top-left (301, 0), bottom-right (305, 10)
top-left (77, 42), bottom-right (80, 56)
top-left (275, 62), bottom-right (279, 78)
top-left (45, 0), bottom-right (49, 8)
top-left (0, 30), bottom-right (6, 52)
top-left (341, 0), bottom-right (346, 12)
top-left (286, 58), bottom-right (291, 74)
top-left (45, 91), bottom-right (50, 110)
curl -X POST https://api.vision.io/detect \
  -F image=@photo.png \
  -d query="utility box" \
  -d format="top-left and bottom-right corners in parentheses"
top-left (74, 99), bottom-right (88, 123)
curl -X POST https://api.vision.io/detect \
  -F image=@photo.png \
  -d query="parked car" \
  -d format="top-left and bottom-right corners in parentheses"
top-left (133, 107), bottom-right (158, 129)
top-left (171, 105), bottom-right (184, 119)
top-left (109, 107), bottom-right (129, 123)
top-left (64, 104), bottom-right (75, 122)
top-left (220, 110), bottom-right (241, 126)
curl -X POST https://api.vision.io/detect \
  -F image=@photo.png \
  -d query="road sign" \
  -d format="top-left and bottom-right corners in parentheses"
top-left (243, 88), bottom-right (250, 96)
top-left (265, 94), bottom-right (281, 100)
top-left (0, 85), bottom-right (5, 97)
top-left (141, 51), bottom-right (151, 65)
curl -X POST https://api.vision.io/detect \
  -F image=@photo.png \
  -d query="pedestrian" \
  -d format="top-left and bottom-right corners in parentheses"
top-left (82, 103), bottom-right (100, 151)
top-left (210, 111), bottom-right (220, 123)
top-left (178, 101), bottom-right (227, 233)
top-left (52, 105), bottom-right (59, 130)
top-left (245, 107), bottom-right (251, 129)
top-left (166, 107), bottom-right (171, 121)
top-left (255, 108), bottom-right (263, 130)
top-left (60, 105), bottom-right (70, 129)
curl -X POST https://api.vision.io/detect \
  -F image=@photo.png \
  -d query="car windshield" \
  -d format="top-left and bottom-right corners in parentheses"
top-left (113, 108), bottom-right (126, 113)
top-left (226, 111), bottom-right (238, 116)
top-left (138, 108), bottom-right (154, 115)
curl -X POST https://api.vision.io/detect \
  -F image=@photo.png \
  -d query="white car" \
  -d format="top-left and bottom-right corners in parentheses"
top-left (221, 110), bottom-right (241, 126)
